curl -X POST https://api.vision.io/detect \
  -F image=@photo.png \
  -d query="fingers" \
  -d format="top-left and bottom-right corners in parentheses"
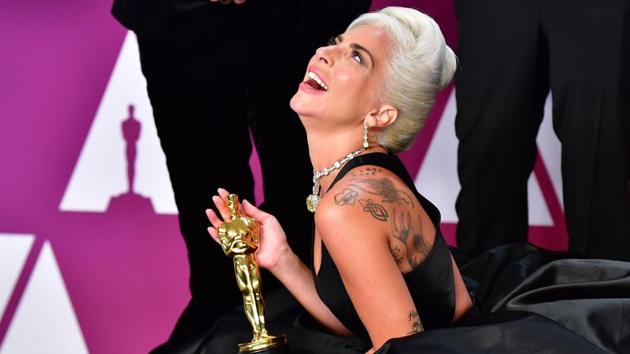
top-left (206, 208), bottom-right (222, 229)
top-left (217, 188), bottom-right (229, 199)
top-left (208, 226), bottom-right (221, 244)
top-left (206, 188), bottom-right (257, 245)
top-left (207, 226), bottom-right (220, 244)
top-left (241, 199), bottom-right (269, 222)
top-left (212, 194), bottom-right (231, 221)
top-left (205, 208), bottom-right (222, 245)
top-left (211, 186), bottom-right (259, 223)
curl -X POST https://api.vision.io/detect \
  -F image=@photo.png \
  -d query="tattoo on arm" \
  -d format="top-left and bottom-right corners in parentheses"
top-left (332, 185), bottom-right (389, 221)
top-left (393, 210), bottom-right (412, 243)
top-left (334, 189), bottom-right (358, 205)
top-left (412, 228), bottom-right (431, 258)
top-left (333, 172), bottom-right (435, 271)
top-left (348, 167), bottom-right (381, 177)
top-left (358, 199), bottom-right (389, 221)
top-left (411, 219), bottom-right (431, 263)
top-left (390, 245), bottom-right (404, 264)
top-left (408, 310), bottom-right (423, 334)
top-left (408, 255), bottom-right (420, 268)
top-left (348, 177), bottom-right (414, 207)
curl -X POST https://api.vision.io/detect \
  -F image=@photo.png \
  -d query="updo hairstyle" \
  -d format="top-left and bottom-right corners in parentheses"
top-left (347, 7), bottom-right (457, 152)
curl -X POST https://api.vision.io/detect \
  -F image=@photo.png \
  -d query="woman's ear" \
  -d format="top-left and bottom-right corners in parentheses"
top-left (365, 104), bottom-right (398, 128)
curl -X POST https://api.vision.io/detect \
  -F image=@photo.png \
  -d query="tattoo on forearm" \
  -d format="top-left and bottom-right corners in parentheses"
top-left (408, 310), bottom-right (423, 334)
top-left (358, 199), bottom-right (389, 221)
top-left (334, 189), bottom-right (358, 205)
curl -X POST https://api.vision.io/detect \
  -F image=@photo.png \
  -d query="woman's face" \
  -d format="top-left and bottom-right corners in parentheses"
top-left (290, 25), bottom-right (391, 130)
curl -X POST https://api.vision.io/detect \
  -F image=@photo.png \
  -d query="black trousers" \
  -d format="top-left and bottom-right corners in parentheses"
top-left (135, 3), bottom-right (370, 351)
top-left (454, 0), bottom-right (630, 260)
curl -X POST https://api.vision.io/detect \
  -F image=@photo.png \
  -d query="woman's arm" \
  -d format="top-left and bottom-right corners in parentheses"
top-left (206, 188), bottom-right (351, 336)
top-left (315, 189), bottom-right (424, 352)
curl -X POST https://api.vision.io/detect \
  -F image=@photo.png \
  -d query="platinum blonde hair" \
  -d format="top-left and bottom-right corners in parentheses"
top-left (348, 7), bottom-right (457, 152)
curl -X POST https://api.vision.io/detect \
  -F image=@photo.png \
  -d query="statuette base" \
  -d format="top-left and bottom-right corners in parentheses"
top-left (238, 334), bottom-right (288, 353)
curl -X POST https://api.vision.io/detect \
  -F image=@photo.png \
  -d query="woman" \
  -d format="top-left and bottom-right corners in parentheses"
top-left (206, 7), bottom-right (472, 352)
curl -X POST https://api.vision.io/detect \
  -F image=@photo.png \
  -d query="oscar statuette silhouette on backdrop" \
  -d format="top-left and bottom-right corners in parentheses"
top-left (107, 104), bottom-right (154, 213)
top-left (218, 194), bottom-right (287, 354)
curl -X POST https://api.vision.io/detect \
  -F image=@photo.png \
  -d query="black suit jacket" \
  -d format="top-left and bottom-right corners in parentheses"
top-left (112, 0), bottom-right (372, 42)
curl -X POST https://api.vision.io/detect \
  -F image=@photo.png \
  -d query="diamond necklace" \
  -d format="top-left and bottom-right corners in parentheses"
top-left (306, 147), bottom-right (366, 213)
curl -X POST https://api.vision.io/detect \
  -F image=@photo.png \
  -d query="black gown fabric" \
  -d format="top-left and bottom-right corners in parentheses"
top-left (171, 155), bottom-right (630, 354)
top-left (315, 153), bottom-right (456, 340)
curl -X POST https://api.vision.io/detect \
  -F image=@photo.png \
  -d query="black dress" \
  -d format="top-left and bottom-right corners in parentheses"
top-left (172, 153), bottom-right (629, 354)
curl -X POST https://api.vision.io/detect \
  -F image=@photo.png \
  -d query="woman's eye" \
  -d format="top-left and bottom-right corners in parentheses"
top-left (327, 36), bottom-right (337, 46)
top-left (351, 50), bottom-right (364, 65)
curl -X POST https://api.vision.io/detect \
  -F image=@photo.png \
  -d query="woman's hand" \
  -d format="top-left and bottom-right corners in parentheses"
top-left (206, 188), bottom-right (292, 271)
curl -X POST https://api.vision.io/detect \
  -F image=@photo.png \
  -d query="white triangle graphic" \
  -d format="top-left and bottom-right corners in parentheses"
top-left (527, 173), bottom-right (553, 226)
top-left (415, 90), bottom-right (554, 225)
top-left (415, 90), bottom-right (460, 223)
top-left (536, 94), bottom-right (564, 210)
top-left (0, 234), bottom-right (34, 318)
top-left (59, 31), bottom-right (177, 214)
top-left (0, 242), bottom-right (89, 354)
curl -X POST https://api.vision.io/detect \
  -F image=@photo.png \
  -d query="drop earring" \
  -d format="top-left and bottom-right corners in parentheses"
top-left (363, 122), bottom-right (369, 149)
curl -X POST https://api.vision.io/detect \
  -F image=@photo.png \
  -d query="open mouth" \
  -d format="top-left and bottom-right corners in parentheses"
top-left (304, 71), bottom-right (328, 91)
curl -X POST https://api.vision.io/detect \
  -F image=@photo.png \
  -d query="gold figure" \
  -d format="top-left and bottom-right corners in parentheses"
top-left (218, 194), bottom-right (287, 353)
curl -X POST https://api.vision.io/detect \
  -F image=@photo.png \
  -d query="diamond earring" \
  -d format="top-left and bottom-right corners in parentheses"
top-left (363, 123), bottom-right (369, 149)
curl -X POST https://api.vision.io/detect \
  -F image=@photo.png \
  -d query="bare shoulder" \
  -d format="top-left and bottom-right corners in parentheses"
top-left (314, 165), bottom-right (412, 238)
top-left (329, 165), bottom-right (415, 209)
top-left (317, 164), bottom-right (437, 273)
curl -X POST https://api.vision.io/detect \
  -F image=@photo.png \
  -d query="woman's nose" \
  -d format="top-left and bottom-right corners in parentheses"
top-left (316, 46), bottom-right (334, 66)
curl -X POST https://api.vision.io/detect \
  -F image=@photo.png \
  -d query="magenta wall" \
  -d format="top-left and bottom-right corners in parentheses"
top-left (0, 2), bottom-right (187, 353)
top-left (0, 1), bottom-right (567, 353)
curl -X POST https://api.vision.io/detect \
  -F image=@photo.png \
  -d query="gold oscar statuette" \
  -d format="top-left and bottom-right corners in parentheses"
top-left (218, 194), bottom-right (288, 353)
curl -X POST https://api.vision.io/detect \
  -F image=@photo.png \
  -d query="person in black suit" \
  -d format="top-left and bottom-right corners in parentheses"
top-left (453, 0), bottom-right (630, 260)
top-left (110, 0), bottom-right (371, 351)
